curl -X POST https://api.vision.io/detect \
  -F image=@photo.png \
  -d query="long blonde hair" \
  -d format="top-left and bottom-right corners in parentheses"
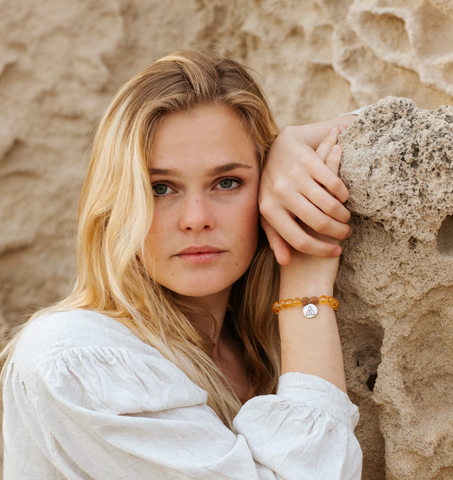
top-left (1, 49), bottom-right (281, 428)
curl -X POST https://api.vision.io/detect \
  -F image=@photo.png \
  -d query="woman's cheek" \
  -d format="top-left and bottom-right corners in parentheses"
top-left (234, 195), bottom-right (260, 258)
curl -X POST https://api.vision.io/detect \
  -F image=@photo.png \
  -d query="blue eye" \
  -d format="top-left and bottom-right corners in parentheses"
top-left (152, 183), bottom-right (172, 196)
top-left (218, 178), bottom-right (240, 189)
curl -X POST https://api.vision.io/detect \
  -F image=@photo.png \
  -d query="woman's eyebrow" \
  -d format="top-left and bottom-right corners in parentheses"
top-left (149, 162), bottom-right (253, 176)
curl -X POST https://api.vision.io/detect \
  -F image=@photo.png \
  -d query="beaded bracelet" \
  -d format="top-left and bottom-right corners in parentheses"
top-left (272, 295), bottom-right (339, 318)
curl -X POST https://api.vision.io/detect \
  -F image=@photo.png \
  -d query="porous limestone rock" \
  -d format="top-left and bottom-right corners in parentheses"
top-left (338, 96), bottom-right (453, 480)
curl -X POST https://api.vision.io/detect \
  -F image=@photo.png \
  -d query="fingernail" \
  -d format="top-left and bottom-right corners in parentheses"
top-left (332, 145), bottom-right (341, 153)
top-left (339, 126), bottom-right (346, 133)
top-left (333, 246), bottom-right (342, 256)
top-left (330, 127), bottom-right (339, 135)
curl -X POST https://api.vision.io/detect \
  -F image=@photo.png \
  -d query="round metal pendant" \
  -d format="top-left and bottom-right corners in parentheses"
top-left (303, 303), bottom-right (318, 318)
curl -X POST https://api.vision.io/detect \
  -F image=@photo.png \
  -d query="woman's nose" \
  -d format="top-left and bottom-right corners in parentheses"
top-left (178, 193), bottom-right (216, 232)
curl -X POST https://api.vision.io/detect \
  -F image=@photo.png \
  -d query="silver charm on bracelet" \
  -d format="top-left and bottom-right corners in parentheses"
top-left (303, 304), bottom-right (318, 318)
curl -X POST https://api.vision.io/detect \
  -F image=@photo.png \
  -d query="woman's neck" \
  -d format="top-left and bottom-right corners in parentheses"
top-left (175, 286), bottom-right (232, 357)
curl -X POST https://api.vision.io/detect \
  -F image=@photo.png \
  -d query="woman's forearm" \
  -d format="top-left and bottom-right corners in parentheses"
top-left (278, 273), bottom-right (347, 394)
top-left (288, 115), bottom-right (358, 150)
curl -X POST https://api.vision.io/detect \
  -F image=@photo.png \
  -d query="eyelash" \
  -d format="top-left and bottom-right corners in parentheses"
top-left (151, 177), bottom-right (244, 197)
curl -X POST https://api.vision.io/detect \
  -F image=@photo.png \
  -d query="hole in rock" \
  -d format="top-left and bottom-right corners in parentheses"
top-left (409, 237), bottom-right (417, 250)
top-left (352, 323), bottom-right (384, 392)
top-left (437, 216), bottom-right (453, 258)
top-left (367, 372), bottom-right (378, 391)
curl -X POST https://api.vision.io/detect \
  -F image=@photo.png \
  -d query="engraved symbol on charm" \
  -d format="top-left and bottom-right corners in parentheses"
top-left (303, 304), bottom-right (318, 318)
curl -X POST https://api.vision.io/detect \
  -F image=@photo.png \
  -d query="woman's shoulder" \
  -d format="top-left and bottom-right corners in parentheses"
top-left (8, 309), bottom-right (208, 415)
top-left (10, 309), bottom-right (162, 382)
top-left (15, 309), bottom-right (146, 355)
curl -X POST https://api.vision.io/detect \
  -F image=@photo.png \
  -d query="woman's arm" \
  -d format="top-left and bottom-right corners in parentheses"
top-left (277, 135), bottom-right (347, 392)
top-left (259, 114), bottom-right (358, 264)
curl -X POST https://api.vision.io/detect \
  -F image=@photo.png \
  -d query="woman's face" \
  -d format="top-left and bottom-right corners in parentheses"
top-left (144, 104), bottom-right (260, 299)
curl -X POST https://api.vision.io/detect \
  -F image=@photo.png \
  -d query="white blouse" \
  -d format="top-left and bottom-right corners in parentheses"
top-left (3, 310), bottom-right (362, 479)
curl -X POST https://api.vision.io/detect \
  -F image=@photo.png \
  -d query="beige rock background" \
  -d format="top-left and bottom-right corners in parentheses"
top-left (1, 0), bottom-right (452, 478)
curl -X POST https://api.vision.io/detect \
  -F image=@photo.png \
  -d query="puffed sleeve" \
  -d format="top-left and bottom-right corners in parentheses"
top-left (19, 346), bottom-right (361, 479)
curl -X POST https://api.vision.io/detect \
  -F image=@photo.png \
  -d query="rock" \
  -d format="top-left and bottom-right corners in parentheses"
top-left (338, 96), bottom-right (453, 480)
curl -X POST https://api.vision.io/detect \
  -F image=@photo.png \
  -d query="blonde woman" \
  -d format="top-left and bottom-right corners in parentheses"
top-left (2, 50), bottom-right (361, 479)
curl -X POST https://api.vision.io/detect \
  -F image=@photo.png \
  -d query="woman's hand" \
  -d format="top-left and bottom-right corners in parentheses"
top-left (279, 138), bottom-right (344, 293)
top-left (259, 121), bottom-right (354, 265)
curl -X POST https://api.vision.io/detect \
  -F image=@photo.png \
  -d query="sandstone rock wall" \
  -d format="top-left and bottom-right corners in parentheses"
top-left (338, 97), bottom-right (453, 480)
top-left (1, 1), bottom-right (452, 478)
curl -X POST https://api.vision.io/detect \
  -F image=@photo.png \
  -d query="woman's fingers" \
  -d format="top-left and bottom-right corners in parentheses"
top-left (301, 180), bottom-right (350, 224)
top-left (313, 127), bottom-right (349, 203)
top-left (311, 160), bottom-right (349, 203)
top-left (260, 216), bottom-right (292, 265)
top-left (316, 127), bottom-right (340, 161)
top-left (260, 210), bottom-right (342, 260)
top-left (285, 192), bottom-right (351, 239)
top-left (325, 144), bottom-right (342, 176)
top-left (301, 145), bottom-right (350, 225)
top-left (259, 125), bottom-right (351, 257)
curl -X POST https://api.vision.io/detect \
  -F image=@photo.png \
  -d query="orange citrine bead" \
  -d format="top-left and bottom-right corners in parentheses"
top-left (329, 297), bottom-right (340, 310)
top-left (293, 297), bottom-right (302, 306)
top-left (319, 295), bottom-right (329, 304)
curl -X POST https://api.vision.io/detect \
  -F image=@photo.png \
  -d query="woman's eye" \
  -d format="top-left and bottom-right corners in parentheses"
top-left (152, 183), bottom-right (173, 196)
top-left (217, 178), bottom-right (241, 190)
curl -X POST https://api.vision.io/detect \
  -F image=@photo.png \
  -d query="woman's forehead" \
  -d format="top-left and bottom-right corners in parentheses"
top-left (150, 105), bottom-right (258, 171)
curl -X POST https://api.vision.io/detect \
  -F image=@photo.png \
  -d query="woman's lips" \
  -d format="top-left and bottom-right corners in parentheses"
top-left (176, 245), bottom-right (224, 255)
top-left (176, 252), bottom-right (224, 264)
top-left (175, 245), bottom-right (225, 264)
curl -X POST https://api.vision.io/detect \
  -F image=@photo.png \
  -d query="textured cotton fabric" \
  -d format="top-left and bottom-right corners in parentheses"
top-left (3, 310), bottom-right (362, 479)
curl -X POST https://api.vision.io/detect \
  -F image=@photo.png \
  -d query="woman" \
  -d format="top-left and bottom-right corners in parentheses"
top-left (1, 50), bottom-right (361, 479)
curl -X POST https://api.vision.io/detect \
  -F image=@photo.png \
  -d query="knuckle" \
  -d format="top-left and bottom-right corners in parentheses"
top-left (311, 215), bottom-right (328, 232)
top-left (273, 177), bottom-right (288, 195)
top-left (323, 197), bottom-right (338, 215)
top-left (330, 176), bottom-right (343, 191)
top-left (259, 199), bottom-right (273, 217)
top-left (292, 236), bottom-right (307, 251)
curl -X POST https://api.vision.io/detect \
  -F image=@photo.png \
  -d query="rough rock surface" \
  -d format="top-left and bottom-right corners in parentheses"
top-left (338, 96), bottom-right (453, 480)
top-left (2, 0), bottom-right (453, 478)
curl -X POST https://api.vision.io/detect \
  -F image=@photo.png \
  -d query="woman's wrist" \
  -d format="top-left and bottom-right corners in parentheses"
top-left (279, 280), bottom-right (334, 300)
top-left (279, 251), bottom-right (338, 296)
top-left (280, 264), bottom-right (335, 296)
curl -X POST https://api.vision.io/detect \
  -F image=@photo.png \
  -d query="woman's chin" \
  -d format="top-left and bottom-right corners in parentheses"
top-left (169, 283), bottom-right (230, 298)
